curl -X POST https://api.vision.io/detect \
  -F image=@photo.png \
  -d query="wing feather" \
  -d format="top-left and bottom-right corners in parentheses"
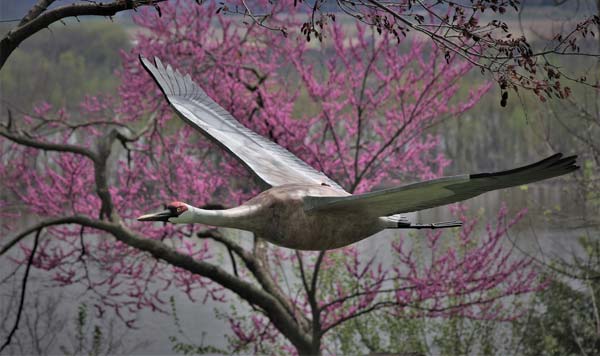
top-left (140, 56), bottom-right (344, 190)
top-left (304, 153), bottom-right (578, 216)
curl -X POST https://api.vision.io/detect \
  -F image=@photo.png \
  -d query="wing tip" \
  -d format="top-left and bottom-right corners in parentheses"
top-left (139, 55), bottom-right (178, 98)
top-left (470, 152), bottom-right (579, 180)
top-left (138, 55), bottom-right (161, 74)
top-left (139, 55), bottom-right (201, 100)
top-left (469, 152), bottom-right (579, 185)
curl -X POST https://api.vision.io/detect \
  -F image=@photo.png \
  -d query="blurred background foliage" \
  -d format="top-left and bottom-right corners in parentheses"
top-left (0, 21), bottom-right (130, 111)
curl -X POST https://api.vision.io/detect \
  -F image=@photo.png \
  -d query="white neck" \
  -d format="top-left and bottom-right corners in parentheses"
top-left (171, 205), bottom-right (258, 229)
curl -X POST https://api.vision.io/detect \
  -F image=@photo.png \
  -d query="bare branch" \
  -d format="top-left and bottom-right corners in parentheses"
top-left (0, 216), bottom-right (88, 257)
top-left (0, 228), bottom-right (40, 353)
top-left (3, 215), bottom-right (313, 350)
top-left (318, 285), bottom-right (416, 312)
top-left (1, 109), bottom-right (316, 349)
top-left (310, 251), bottom-right (326, 296)
top-left (239, 0), bottom-right (287, 35)
top-left (18, 0), bottom-right (56, 27)
top-left (0, 0), bottom-right (168, 70)
top-left (322, 301), bottom-right (398, 334)
top-left (0, 125), bottom-right (97, 161)
top-left (198, 230), bottom-right (310, 331)
top-left (308, 251), bottom-right (326, 344)
top-left (296, 251), bottom-right (311, 297)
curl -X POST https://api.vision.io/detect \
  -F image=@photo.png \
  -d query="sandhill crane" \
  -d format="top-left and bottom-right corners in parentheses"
top-left (137, 56), bottom-right (578, 251)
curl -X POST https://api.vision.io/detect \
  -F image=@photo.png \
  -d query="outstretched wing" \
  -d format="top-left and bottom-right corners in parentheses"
top-left (140, 56), bottom-right (344, 190)
top-left (304, 153), bottom-right (578, 216)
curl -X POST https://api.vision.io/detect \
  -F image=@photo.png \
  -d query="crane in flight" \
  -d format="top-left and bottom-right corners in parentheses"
top-left (137, 56), bottom-right (578, 251)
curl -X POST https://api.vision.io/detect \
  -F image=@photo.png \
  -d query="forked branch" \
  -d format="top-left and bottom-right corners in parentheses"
top-left (0, 0), bottom-right (168, 70)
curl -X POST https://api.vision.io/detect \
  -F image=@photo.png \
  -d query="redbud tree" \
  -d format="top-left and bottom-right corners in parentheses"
top-left (0, 1), bottom-right (543, 354)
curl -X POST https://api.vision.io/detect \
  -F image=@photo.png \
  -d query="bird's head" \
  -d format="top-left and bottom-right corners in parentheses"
top-left (137, 201), bottom-right (190, 223)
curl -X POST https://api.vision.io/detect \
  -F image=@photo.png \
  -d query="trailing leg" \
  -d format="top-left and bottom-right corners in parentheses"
top-left (380, 215), bottom-right (462, 229)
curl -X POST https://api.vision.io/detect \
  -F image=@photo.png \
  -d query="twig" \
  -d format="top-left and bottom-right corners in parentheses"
top-left (1, 216), bottom-right (93, 256)
top-left (0, 228), bottom-right (41, 352)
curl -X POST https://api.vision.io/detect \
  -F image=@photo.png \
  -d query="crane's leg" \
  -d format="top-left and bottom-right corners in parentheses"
top-left (397, 220), bottom-right (462, 229)
top-left (380, 215), bottom-right (462, 229)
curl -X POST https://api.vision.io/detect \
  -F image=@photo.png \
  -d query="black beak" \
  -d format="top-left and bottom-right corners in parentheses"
top-left (137, 209), bottom-right (173, 222)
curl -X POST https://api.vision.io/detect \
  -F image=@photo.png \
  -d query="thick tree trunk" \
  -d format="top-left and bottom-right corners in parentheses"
top-left (296, 343), bottom-right (321, 356)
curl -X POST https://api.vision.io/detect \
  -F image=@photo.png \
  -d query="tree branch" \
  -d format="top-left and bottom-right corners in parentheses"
top-left (0, 125), bottom-right (97, 161)
top-left (296, 251), bottom-right (311, 297)
top-left (0, 216), bottom-right (87, 256)
top-left (319, 285), bottom-right (416, 312)
top-left (310, 251), bottom-right (326, 296)
top-left (309, 251), bottom-right (326, 345)
top-left (19, 0), bottom-right (56, 26)
top-left (0, 228), bottom-right (40, 353)
top-left (2, 216), bottom-right (313, 351)
top-left (322, 300), bottom-right (398, 334)
top-left (0, 0), bottom-right (168, 70)
top-left (198, 230), bottom-right (311, 332)
top-left (0, 113), bottom-right (153, 221)
top-left (108, 221), bottom-right (313, 351)
top-left (0, 111), bottom-right (317, 349)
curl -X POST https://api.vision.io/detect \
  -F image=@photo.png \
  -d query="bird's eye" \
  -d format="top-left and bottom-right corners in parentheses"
top-left (177, 207), bottom-right (182, 212)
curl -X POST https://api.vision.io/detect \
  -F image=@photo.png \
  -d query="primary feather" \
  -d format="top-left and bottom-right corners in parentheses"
top-left (139, 55), bottom-right (344, 190)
